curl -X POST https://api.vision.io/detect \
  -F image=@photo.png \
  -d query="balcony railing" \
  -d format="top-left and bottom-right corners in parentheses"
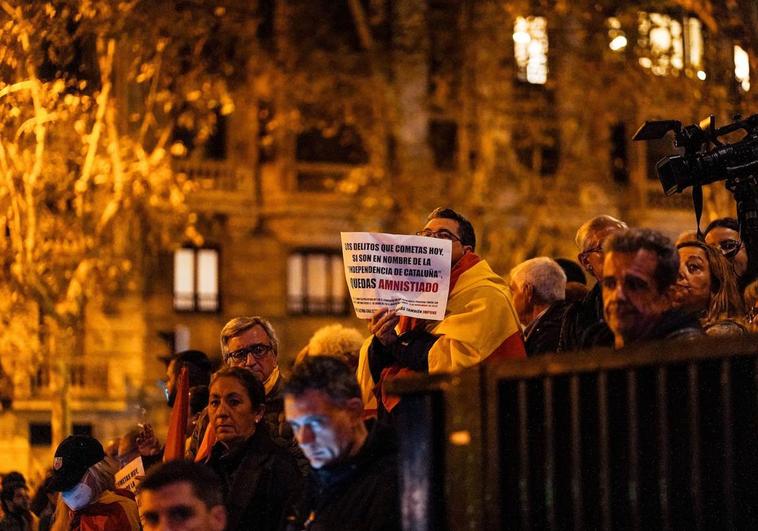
top-left (26, 360), bottom-right (111, 400)
top-left (389, 335), bottom-right (758, 530)
top-left (173, 160), bottom-right (254, 194)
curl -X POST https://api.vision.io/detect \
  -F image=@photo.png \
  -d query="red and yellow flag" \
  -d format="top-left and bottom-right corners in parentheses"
top-left (163, 365), bottom-right (189, 462)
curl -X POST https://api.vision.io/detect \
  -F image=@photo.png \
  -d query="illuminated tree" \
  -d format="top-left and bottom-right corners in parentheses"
top-left (0, 0), bottom-right (259, 442)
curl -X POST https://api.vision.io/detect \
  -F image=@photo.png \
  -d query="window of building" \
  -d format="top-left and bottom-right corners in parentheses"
top-left (513, 16), bottom-right (548, 85)
top-left (287, 251), bottom-right (348, 315)
top-left (428, 119), bottom-right (458, 171)
top-left (173, 247), bottom-right (220, 312)
top-left (29, 422), bottom-right (92, 446)
top-left (735, 45), bottom-right (751, 92)
top-left (637, 12), bottom-right (705, 79)
top-left (610, 122), bottom-right (629, 184)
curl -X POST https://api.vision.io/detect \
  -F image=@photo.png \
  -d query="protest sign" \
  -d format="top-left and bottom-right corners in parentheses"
top-left (115, 456), bottom-right (145, 494)
top-left (341, 232), bottom-right (451, 320)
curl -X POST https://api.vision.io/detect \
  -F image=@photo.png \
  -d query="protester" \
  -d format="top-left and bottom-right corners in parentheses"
top-left (47, 436), bottom-right (139, 531)
top-left (704, 217), bottom-right (750, 284)
top-left (0, 472), bottom-right (37, 531)
top-left (29, 474), bottom-right (56, 531)
top-left (674, 240), bottom-right (745, 335)
top-left (602, 228), bottom-right (703, 349)
top-left (294, 324), bottom-right (364, 368)
top-left (205, 367), bottom-right (302, 531)
top-left (188, 316), bottom-right (306, 473)
top-left (559, 215), bottom-right (628, 351)
top-left (554, 257), bottom-right (588, 302)
top-left (284, 356), bottom-right (400, 531)
top-left (137, 461), bottom-right (226, 531)
top-left (358, 207), bottom-right (525, 417)
top-left (509, 257), bottom-right (569, 355)
top-left (162, 350), bottom-right (212, 408)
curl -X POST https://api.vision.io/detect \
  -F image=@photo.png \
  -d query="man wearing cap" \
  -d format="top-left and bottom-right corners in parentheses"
top-left (0, 472), bottom-right (37, 531)
top-left (48, 435), bottom-right (140, 531)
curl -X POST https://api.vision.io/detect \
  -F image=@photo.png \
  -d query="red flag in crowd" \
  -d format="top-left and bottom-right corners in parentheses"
top-left (163, 364), bottom-right (189, 462)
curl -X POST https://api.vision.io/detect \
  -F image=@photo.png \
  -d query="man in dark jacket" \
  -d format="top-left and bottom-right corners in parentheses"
top-left (188, 316), bottom-right (308, 475)
top-left (602, 228), bottom-right (702, 349)
top-left (510, 257), bottom-right (570, 355)
top-left (284, 356), bottom-right (400, 531)
top-left (559, 215), bottom-right (628, 351)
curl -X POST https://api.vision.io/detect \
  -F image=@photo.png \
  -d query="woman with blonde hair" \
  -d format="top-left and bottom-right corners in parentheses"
top-left (675, 240), bottom-right (745, 335)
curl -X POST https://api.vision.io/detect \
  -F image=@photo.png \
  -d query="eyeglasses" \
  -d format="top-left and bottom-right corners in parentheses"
top-left (578, 245), bottom-right (603, 263)
top-left (716, 238), bottom-right (743, 259)
top-left (226, 344), bottom-right (273, 363)
top-left (415, 229), bottom-right (460, 242)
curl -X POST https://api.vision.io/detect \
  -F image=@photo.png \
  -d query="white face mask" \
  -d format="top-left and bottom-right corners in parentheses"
top-left (61, 483), bottom-right (94, 511)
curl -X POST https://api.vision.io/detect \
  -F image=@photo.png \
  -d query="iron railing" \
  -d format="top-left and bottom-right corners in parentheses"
top-left (389, 335), bottom-right (758, 530)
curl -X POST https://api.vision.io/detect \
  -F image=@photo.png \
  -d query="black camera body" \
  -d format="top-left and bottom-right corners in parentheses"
top-left (634, 113), bottom-right (758, 283)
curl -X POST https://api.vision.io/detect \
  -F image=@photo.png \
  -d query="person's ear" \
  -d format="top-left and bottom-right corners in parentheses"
top-left (254, 404), bottom-right (266, 423)
top-left (578, 253), bottom-right (592, 274)
top-left (463, 245), bottom-right (474, 254)
top-left (523, 282), bottom-right (535, 306)
top-left (344, 397), bottom-right (364, 421)
top-left (210, 505), bottom-right (227, 531)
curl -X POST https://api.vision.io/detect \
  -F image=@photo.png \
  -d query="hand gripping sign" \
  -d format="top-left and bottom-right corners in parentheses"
top-left (341, 232), bottom-right (452, 320)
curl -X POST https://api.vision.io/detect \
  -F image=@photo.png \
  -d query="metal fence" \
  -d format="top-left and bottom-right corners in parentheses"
top-left (389, 335), bottom-right (758, 531)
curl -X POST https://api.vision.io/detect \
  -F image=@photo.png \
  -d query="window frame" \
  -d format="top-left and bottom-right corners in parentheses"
top-left (173, 245), bottom-right (222, 314)
top-left (287, 249), bottom-right (350, 316)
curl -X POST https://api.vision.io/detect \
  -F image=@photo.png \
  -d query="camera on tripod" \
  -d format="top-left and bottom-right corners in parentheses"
top-left (633, 113), bottom-right (758, 282)
top-left (633, 113), bottom-right (758, 196)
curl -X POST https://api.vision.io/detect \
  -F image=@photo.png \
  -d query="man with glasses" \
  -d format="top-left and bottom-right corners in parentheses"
top-left (188, 317), bottom-right (307, 473)
top-left (358, 207), bottom-right (525, 418)
top-left (704, 217), bottom-right (749, 285)
top-left (558, 214), bottom-right (628, 351)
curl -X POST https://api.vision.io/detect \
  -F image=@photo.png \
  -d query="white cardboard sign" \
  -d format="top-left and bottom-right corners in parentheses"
top-left (341, 232), bottom-right (452, 320)
top-left (115, 456), bottom-right (145, 494)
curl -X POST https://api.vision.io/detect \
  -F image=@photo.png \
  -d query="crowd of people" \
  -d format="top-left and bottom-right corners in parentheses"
top-left (2, 207), bottom-right (757, 530)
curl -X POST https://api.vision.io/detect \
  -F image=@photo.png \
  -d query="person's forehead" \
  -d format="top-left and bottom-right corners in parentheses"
top-left (586, 226), bottom-right (619, 248)
top-left (210, 376), bottom-right (246, 396)
top-left (228, 325), bottom-right (271, 348)
top-left (423, 217), bottom-right (460, 235)
top-left (679, 246), bottom-right (707, 262)
top-left (705, 226), bottom-right (739, 243)
top-left (141, 482), bottom-right (202, 507)
top-left (285, 389), bottom-right (339, 417)
top-left (605, 249), bottom-right (659, 279)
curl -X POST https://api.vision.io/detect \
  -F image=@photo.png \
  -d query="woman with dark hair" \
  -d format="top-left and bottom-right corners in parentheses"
top-left (675, 240), bottom-right (746, 335)
top-left (205, 367), bottom-right (302, 531)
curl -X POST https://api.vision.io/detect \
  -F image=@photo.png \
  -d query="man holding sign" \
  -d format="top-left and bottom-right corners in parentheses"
top-left (356, 207), bottom-right (526, 417)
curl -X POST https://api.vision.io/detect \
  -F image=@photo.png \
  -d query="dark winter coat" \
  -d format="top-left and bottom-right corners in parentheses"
top-left (206, 426), bottom-right (303, 531)
top-left (558, 283), bottom-right (614, 351)
top-left (286, 422), bottom-right (401, 531)
top-left (524, 301), bottom-right (571, 355)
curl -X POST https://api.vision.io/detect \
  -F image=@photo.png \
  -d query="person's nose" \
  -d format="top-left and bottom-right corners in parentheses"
top-left (216, 400), bottom-right (231, 418)
top-left (295, 425), bottom-right (315, 445)
top-left (243, 353), bottom-right (259, 369)
top-left (607, 279), bottom-right (626, 303)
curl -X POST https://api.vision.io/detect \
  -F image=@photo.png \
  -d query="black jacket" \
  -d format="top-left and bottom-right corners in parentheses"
top-left (558, 283), bottom-right (614, 351)
top-left (286, 422), bottom-right (401, 531)
top-left (524, 301), bottom-right (571, 356)
top-left (207, 426), bottom-right (303, 531)
top-left (646, 309), bottom-right (704, 342)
